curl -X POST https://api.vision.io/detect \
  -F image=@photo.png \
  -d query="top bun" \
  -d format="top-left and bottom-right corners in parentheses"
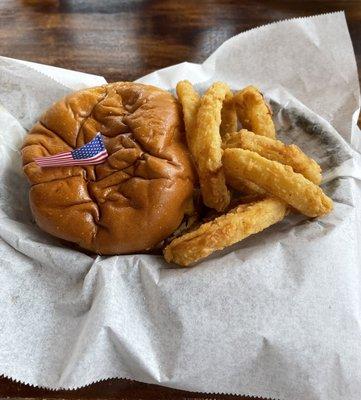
top-left (22, 82), bottom-right (194, 254)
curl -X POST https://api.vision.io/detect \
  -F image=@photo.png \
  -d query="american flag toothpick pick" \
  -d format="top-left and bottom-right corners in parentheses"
top-left (35, 133), bottom-right (108, 167)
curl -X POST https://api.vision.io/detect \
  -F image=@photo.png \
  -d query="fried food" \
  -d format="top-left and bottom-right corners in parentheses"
top-left (226, 173), bottom-right (266, 196)
top-left (223, 148), bottom-right (333, 217)
top-left (176, 80), bottom-right (200, 154)
top-left (191, 82), bottom-right (231, 211)
top-left (234, 86), bottom-right (276, 138)
top-left (199, 169), bottom-right (231, 210)
top-left (223, 129), bottom-right (322, 184)
top-left (223, 130), bottom-right (266, 195)
top-left (174, 80), bottom-right (333, 266)
top-left (177, 81), bottom-right (230, 211)
top-left (163, 197), bottom-right (288, 266)
top-left (220, 92), bottom-right (238, 137)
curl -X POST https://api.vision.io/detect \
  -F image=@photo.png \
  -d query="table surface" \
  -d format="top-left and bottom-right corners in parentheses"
top-left (0, 0), bottom-right (360, 399)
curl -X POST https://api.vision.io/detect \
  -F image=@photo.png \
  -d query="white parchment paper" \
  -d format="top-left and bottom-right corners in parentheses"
top-left (1, 12), bottom-right (361, 400)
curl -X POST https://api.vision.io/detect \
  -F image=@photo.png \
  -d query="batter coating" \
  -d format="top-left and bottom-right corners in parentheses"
top-left (234, 86), bottom-right (276, 138)
top-left (164, 197), bottom-right (288, 266)
top-left (223, 148), bottom-right (332, 217)
top-left (193, 82), bottom-right (231, 211)
top-left (223, 129), bottom-right (322, 184)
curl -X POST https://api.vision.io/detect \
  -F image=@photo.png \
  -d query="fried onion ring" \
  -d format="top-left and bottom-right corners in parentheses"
top-left (226, 173), bottom-right (266, 196)
top-left (176, 80), bottom-right (200, 154)
top-left (163, 197), bottom-right (288, 266)
top-left (193, 82), bottom-right (231, 211)
top-left (223, 129), bottom-right (322, 184)
top-left (223, 148), bottom-right (333, 217)
top-left (220, 92), bottom-right (238, 137)
top-left (234, 86), bottom-right (276, 138)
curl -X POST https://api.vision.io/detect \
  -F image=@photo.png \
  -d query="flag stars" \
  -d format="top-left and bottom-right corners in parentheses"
top-left (35, 132), bottom-right (108, 167)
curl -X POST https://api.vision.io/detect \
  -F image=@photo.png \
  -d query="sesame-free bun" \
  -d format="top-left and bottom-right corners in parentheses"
top-left (22, 82), bottom-right (194, 254)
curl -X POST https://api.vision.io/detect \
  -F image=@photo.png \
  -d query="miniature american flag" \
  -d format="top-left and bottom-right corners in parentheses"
top-left (35, 133), bottom-right (108, 167)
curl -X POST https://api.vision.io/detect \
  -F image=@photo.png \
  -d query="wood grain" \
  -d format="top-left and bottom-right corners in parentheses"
top-left (0, 377), bottom-right (247, 399)
top-left (0, 0), bottom-right (360, 83)
top-left (0, 0), bottom-right (360, 399)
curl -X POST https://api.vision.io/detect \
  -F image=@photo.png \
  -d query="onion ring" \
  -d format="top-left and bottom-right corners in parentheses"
top-left (164, 197), bottom-right (288, 266)
top-left (223, 129), bottom-right (322, 184)
top-left (234, 86), bottom-right (276, 138)
top-left (223, 148), bottom-right (333, 217)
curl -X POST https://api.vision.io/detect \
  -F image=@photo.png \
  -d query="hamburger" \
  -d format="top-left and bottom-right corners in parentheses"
top-left (21, 82), bottom-right (195, 254)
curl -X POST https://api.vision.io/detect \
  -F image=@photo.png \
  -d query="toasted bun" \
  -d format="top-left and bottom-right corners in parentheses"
top-left (22, 82), bottom-right (194, 254)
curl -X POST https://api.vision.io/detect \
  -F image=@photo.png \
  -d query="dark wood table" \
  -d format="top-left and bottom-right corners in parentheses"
top-left (0, 0), bottom-right (360, 399)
